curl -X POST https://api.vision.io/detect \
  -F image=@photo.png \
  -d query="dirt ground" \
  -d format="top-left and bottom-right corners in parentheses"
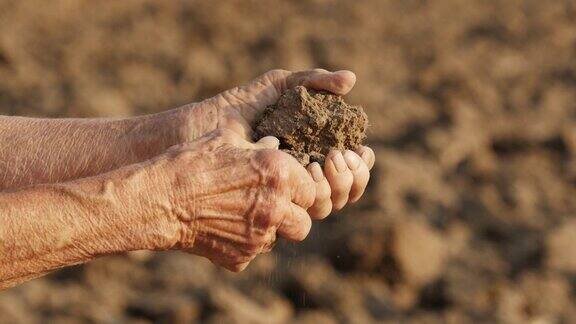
top-left (1, 0), bottom-right (575, 323)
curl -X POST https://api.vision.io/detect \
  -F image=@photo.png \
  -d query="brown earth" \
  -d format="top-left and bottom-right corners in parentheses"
top-left (253, 86), bottom-right (368, 165)
top-left (1, 0), bottom-right (576, 323)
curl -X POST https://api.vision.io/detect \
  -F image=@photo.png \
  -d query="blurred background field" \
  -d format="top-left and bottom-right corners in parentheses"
top-left (1, 0), bottom-right (576, 323)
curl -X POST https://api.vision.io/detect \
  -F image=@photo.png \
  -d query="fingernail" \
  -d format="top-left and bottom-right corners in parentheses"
top-left (309, 162), bottom-right (324, 182)
top-left (333, 70), bottom-right (356, 80)
top-left (258, 136), bottom-right (279, 149)
top-left (268, 136), bottom-right (280, 148)
top-left (360, 149), bottom-right (370, 163)
top-left (332, 151), bottom-right (347, 172)
top-left (343, 150), bottom-right (361, 170)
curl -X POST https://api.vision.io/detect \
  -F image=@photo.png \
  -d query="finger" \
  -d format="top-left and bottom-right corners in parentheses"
top-left (343, 150), bottom-right (370, 203)
top-left (306, 70), bottom-right (357, 95)
top-left (255, 150), bottom-right (316, 208)
top-left (356, 145), bottom-right (375, 170)
top-left (285, 156), bottom-right (317, 209)
top-left (277, 203), bottom-right (312, 242)
top-left (210, 128), bottom-right (255, 149)
top-left (286, 70), bottom-right (357, 95)
top-left (307, 162), bottom-right (333, 219)
top-left (255, 136), bottom-right (280, 149)
top-left (324, 150), bottom-right (354, 211)
top-left (285, 69), bottom-right (328, 88)
top-left (225, 132), bottom-right (280, 150)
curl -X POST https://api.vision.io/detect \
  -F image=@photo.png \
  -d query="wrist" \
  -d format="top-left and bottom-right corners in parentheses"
top-left (105, 159), bottom-right (185, 252)
top-left (37, 159), bottom-right (185, 254)
top-left (105, 105), bottom-right (218, 251)
top-left (123, 100), bottom-right (220, 162)
top-left (170, 101), bottom-right (219, 143)
top-left (119, 111), bottom-right (185, 163)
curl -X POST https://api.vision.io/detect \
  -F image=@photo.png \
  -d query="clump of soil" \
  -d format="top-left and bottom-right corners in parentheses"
top-left (253, 86), bottom-right (368, 165)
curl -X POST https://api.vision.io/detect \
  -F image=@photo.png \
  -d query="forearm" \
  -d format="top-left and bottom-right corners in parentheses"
top-left (0, 108), bottom-right (190, 191)
top-left (0, 159), bottom-right (181, 290)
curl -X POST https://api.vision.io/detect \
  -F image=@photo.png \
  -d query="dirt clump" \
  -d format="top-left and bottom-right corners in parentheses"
top-left (253, 86), bottom-right (368, 165)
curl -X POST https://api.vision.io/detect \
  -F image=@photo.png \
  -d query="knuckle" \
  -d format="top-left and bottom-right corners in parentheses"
top-left (260, 69), bottom-right (293, 94)
top-left (256, 150), bottom-right (291, 188)
top-left (266, 69), bottom-right (290, 78)
top-left (256, 210), bottom-right (275, 230)
top-left (334, 173), bottom-right (354, 195)
top-left (263, 69), bottom-right (290, 90)
top-left (260, 201), bottom-right (284, 229)
top-left (326, 150), bottom-right (342, 163)
top-left (331, 185), bottom-right (345, 198)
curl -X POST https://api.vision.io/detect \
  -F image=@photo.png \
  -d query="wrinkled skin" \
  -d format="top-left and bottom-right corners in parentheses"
top-left (161, 129), bottom-right (317, 271)
top-left (172, 69), bottom-right (375, 270)
top-left (162, 127), bottom-right (374, 272)
top-left (186, 69), bottom-right (375, 215)
top-left (0, 70), bottom-right (375, 288)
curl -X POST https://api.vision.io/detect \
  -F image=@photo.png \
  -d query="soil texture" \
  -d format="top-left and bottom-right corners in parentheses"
top-left (254, 86), bottom-right (368, 165)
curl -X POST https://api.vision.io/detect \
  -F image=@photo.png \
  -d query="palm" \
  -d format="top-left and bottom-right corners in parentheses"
top-left (187, 69), bottom-right (374, 225)
top-left (210, 74), bottom-right (282, 140)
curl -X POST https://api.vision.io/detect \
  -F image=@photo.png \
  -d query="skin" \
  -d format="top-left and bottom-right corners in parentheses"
top-left (0, 69), bottom-right (375, 290)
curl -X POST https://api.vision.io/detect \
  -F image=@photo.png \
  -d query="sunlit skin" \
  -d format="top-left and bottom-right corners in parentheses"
top-left (0, 69), bottom-right (375, 290)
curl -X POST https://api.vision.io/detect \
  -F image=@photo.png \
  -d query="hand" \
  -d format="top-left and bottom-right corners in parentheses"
top-left (0, 127), bottom-right (333, 286)
top-left (146, 128), bottom-right (337, 271)
top-left (177, 69), bottom-right (375, 217)
top-left (189, 69), bottom-right (358, 140)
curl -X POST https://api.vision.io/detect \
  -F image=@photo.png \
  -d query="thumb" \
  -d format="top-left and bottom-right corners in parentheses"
top-left (255, 136), bottom-right (280, 149)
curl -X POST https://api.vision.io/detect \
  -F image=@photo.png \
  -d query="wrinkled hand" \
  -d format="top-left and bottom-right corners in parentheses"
top-left (182, 69), bottom-right (375, 214)
top-left (196, 69), bottom-right (358, 140)
top-left (151, 69), bottom-right (376, 271)
top-left (155, 129), bottom-right (332, 271)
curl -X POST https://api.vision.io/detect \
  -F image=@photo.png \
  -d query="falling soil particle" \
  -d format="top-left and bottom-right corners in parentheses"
top-left (253, 86), bottom-right (368, 165)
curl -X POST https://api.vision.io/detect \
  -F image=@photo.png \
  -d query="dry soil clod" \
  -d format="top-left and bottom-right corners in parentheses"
top-left (253, 86), bottom-right (368, 165)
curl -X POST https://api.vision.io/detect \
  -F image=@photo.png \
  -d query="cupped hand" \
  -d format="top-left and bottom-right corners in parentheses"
top-left (197, 69), bottom-right (358, 140)
top-left (306, 146), bottom-right (375, 218)
top-left (181, 69), bottom-right (375, 218)
top-left (157, 128), bottom-right (340, 271)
